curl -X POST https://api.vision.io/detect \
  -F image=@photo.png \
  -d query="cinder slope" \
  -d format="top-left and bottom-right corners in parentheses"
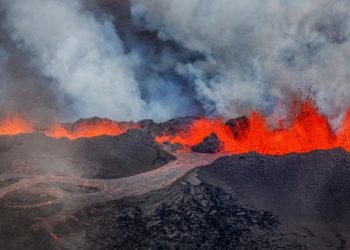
top-left (0, 129), bottom-right (174, 178)
top-left (198, 148), bottom-right (350, 249)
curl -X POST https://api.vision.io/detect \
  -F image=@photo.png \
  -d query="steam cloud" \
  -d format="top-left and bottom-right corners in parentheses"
top-left (1, 0), bottom-right (350, 124)
top-left (3, 0), bottom-right (146, 121)
top-left (131, 0), bottom-right (350, 123)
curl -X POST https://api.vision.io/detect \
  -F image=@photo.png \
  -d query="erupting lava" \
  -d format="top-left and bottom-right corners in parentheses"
top-left (156, 99), bottom-right (350, 155)
top-left (45, 118), bottom-right (139, 140)
top-left (3, 98), bottom-right (350, 155)
top-left (0, 114), bottom-right (34, 135)
top-left (0, 115), bottom-right (137, 139)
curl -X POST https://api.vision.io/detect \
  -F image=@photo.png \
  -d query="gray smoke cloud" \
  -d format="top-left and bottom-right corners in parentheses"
top-left (3, 0), bottom-right (146, 121)
top-left (2, 0), bottom-right (144, 119)
top-left (131, 0), bottom-right (350, 124)
top-left (0, 28), bottom-right (62, 124)
top-left (1, 0), bottom-right (350, 124)
top-left (2, 0), bottom-right (205, 122)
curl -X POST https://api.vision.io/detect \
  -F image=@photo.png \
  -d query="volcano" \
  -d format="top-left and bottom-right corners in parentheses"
top-left (2, 0), bottom-right (350, 249)
top-left (0, 114), bottom-right (349, 250)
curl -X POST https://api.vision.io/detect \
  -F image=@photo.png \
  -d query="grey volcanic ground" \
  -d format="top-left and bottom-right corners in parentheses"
top-left (0, 119), bottom-right (349, 249)
top-left (0, 128), bottom-right (174, 179)
top-left (199, 149), bottom-right (350, 249)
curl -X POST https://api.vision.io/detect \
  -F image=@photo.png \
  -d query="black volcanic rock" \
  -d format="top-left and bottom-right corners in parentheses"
top-left (0, 199), bottom-right (59, 250)
top-left (59, 173), bottom-right (294, 250)
top-left (161, 141), bottom-right (183, 152)
top-left (138, 119), bottom-right (154, 128)
top-left (75, 129), bottom-right (175, 178)
top-left (198, 148), bottom-right (350, 249)
top-left (0, 129), bottom-right (175, 179)
top-left (5, 147), bottom-right (350, 249)
top-left (192, 133), bottom-right (223, 153)
top-left (140, 116), bottom-right (199, 138)
top-left (225, 116), bottom-right (249, 139)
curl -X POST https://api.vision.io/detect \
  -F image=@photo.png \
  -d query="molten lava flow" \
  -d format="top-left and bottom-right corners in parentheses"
top-left (45, 119), bottom-right (138, 140)
top-left (156, 100), bottom-right (350, 155)
top-left (0, 114), bottom-right (34, 135)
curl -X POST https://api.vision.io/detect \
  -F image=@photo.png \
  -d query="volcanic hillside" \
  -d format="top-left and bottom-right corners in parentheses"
top-left (0, 116), bottom-right (349, 249)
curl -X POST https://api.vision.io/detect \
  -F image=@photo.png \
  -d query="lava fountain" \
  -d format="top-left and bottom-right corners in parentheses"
top-left (45, 118), bottom-right (139, 140)
top-left (0, 116), bottom-right (138, 140)
top-left (156, 99), bottom-right (350, 155)
top-left (3, 99), bottom-right (350, 155)
top-left (0, 114), bottom-right (34, 135)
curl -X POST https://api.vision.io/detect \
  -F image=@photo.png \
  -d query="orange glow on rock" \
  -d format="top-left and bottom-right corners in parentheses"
top-left (0, 114), bottom-right (34, 135)
top-left (45, 119), bottom-right (138, 140)
top-left (156, 100), bottom-right (350, 155)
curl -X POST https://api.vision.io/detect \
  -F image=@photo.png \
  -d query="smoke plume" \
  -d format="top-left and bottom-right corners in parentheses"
top-left (3, 0), bottom-right (147, 121)
top-left (1, 0), bottom-right (350, 124)
top-left (131, 0), bottom-right (350, 124)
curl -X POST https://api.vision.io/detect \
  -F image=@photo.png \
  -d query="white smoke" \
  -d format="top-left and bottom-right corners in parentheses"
top-left (0, 48), bottom-right (9, 104)
top-left (3, 0), bottom-right (146, 121)
top-left (3, 0), bottom-right (350, 123)
top-left (131, 0), bottom-right (350, 123)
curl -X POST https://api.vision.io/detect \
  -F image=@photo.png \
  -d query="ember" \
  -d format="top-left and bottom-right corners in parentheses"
top-left (49, 232), bottom-right (59, 241)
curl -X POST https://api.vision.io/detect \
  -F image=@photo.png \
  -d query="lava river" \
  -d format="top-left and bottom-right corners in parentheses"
top-left (0, 152), bottom-right (223, 230)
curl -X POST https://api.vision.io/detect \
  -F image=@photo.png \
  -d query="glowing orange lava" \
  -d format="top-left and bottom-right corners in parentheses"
top-left (156, 100), bottom-right (350, 155)
top-left (45, 119), bottom-right (138, 140)
top-left (0, 114), bottom-right (34, 135)
top-left (4, 99), bottom-right (350, 155)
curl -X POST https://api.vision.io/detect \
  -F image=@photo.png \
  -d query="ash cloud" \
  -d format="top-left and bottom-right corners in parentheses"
top-left (1, 0), bottom-right (350, 124)
top-left (3, 0), bottom-right (146, 121)
top-left (131, 0), bottom-right (350, 124)
top-left (0, 18), bottom-right (63, 124)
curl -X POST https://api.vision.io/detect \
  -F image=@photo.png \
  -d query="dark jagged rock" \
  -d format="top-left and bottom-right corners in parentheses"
top-left (192, 133), bottom-right (223, 153)
top-left (161, 141), bottom-right (183, 152)
top-left (77, 129), bottom-right (175, 179)
top-left (225, 116), bottom-right (250, 139)
top-left (59, 174), bottom-right (298, 250)
top-left (198, 148), bottom-right (350, 249)
top-left (140, 116), bottom-right (199, 138)
top-left (138, 119), bottom-right (154, 128)
top-left (0, 197), bottom-right (61, 250)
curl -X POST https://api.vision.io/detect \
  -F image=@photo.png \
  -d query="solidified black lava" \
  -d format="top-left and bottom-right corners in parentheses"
top-left (0, 178), bottom-right (19, 189)
top-left (0, 129), bottom-right (174, 178)
top-left (2, 116), bottom-right (350, 250)
top-left (191, 132), bottom-right (223, 153)
top-left (76, 129), bottom-right (175, 179)
top-left (54, 148), bottom-right (350, 250)
top-left (58, 174), bottom-right (296, 250)
top-left (139, 117), bottom-right (199, 137)
top-left (225, 116), bottom-right (250, 139)
top-left (0, 198), bottom-right (61, 250)
top-left (198, 148), bottom-right (350, 249)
